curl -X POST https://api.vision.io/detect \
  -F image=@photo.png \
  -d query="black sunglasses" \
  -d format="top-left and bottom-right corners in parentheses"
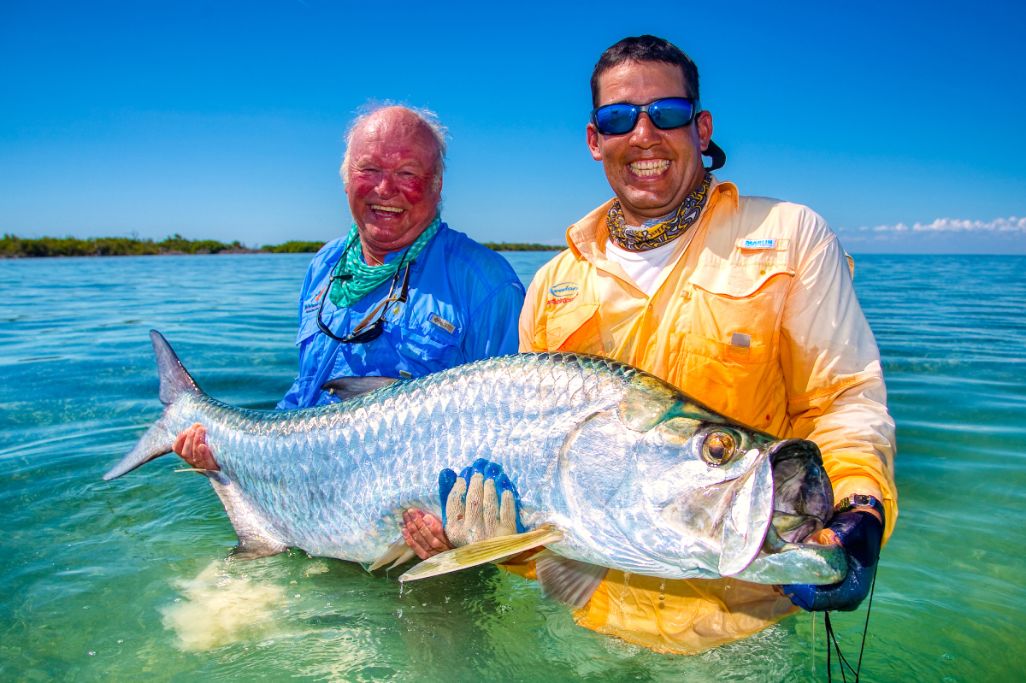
top-left (317, 252), bottom-right (413, 344)
top-left (591, 97), bottom-right (701, 136)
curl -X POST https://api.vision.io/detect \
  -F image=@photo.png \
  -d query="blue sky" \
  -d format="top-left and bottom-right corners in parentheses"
top-left (2, 0), bottom-right (1024, 254)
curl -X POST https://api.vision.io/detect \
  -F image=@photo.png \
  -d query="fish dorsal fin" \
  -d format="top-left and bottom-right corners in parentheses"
top-left (398, 524), bottom-right (563, 582)
top-left (321, 376), bottom-right (399, 400)
top-left (535, 551), bottom-right (608, 609)
top-left (150, 330), bottom-right (202, 405)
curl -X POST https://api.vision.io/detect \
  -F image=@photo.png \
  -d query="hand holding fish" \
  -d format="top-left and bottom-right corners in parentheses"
top-left (400, 459), bottom-right (523, 560)
top-left (401, 509), bottom-right (450, 560)
top-left (173, 423), bottom-right (218, 471)
top-left (781, 508), bottom-right (883, 611)
top-left (439, 459), bottom-right (523, 546)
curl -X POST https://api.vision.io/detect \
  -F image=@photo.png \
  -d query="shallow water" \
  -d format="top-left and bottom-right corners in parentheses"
top-left (1, 252), bottom-right (1023, 681)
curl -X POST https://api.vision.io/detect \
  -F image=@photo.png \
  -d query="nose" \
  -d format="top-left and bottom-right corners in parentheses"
top-left (375, 172), bottom-right (398, 198)
top-left (629, 112), bottom-right (661, 147)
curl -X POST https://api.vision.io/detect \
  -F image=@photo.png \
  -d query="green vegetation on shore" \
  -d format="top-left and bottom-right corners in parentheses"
top-left (482, 242), bottom-right (562, 252)
top-left (1, 234), bottom-right (563, 258)
top-left (260, 240), bottom-right (326, 253)
top-left (1, 233), bottom-right (250, 257)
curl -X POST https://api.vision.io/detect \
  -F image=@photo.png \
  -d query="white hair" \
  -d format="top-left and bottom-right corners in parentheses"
top-left (339, 103), bottom-right (448, 191)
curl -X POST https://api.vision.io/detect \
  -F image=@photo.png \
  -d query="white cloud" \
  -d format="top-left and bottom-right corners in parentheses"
top-left (846, 216), bottom-right (1026, 235)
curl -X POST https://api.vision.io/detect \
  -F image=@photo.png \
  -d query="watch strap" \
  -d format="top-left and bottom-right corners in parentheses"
top-left (835, 494), bottom-right (885, 526)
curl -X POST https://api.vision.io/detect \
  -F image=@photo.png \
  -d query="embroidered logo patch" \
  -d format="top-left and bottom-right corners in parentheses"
top-left (741, 239), bottom-right (776, 250)
top-left (303, 285), bottom-right (329, 313)
top-left (429, 314), bottom-right (456, 334)
top-left (546, 281), bottom-right (579, 306)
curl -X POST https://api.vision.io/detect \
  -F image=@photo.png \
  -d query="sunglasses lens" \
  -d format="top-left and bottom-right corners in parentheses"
top-left (649, 98), bottom-right (696, 130)
top-left (594, 99), bottom-right (698, 135)
top-left (594, 104), bottom-right (638, 135)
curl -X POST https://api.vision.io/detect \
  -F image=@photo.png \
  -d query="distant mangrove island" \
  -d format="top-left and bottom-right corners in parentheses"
top-left (0, 234), bottom-right (562, 258)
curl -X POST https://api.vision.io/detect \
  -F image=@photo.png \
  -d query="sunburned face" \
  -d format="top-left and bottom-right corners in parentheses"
top-left (587, 60), bottom-right (713, 225)
top-left (345, 108), bottom-right (442, 264)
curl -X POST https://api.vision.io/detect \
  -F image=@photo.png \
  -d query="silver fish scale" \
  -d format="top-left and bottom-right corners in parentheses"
top-left (172, 354), bottom-right (643, 563)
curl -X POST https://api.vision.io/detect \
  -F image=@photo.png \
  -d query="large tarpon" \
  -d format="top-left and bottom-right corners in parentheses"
top-left (104, 331), bottom-right (845, 605)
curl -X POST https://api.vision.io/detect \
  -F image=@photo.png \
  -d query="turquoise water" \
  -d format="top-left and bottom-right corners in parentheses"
top-left (1, 252), bottom-right (1024, 681)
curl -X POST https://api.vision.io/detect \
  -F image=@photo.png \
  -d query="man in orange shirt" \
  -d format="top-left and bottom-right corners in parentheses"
top-left (405, 35), bottom-right (896, 654)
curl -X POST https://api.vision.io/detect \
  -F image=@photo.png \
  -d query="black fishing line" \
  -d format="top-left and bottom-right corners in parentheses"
top-left (824, 571), bottom-right (878, 682)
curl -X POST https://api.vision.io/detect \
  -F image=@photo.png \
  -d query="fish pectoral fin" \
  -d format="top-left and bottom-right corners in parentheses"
top-left (388, 548), bottom-right (418, 570)
top-left (368, 539), bottom-right (417, 572)
top-left (535, 552), bottom-right (608, 609)
top-left (398, 524), bottom-right (564, 583)
top-left (321, 376), bottom-right (399, 400)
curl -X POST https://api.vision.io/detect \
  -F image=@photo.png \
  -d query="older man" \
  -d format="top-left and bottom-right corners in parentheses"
top-left (406, 36), bottom-right (898, 655)
top-left (175, 105), bottom-right (525, 467)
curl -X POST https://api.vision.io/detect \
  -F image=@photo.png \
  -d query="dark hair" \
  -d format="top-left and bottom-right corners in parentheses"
top-left (590, 35), bottom-right (700, 107)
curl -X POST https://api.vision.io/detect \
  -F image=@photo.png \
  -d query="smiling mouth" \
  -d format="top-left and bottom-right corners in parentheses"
top-left (629, 159), bottom-right (670, 177)
top-left (370, 204), bottom-right (404, 215)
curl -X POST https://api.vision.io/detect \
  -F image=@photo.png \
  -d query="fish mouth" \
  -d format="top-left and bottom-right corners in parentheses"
top-left (715, 437), bottom-right (839, 580)
top-left (767, 439), bottom-right (834, 544)
top-left (725, 438), bottom-right (847, 585)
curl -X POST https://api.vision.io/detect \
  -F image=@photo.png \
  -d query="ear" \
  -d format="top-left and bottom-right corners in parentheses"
top-left (697, 110), bottom-right (714, 153)
top-left (586, 123), bottom-right (603, 161)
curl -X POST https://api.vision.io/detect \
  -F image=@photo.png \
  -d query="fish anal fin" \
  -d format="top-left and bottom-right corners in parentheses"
top-left (369, 539), bottom-right (416, 572)
top-left (230, 538), bottom-right (288, 561)
top-left (399, 524), bottom-right (563, 583)
top-left (209, 476), bottom-right (287, 561)
top-left (535, 551), bottom-right (608, 609)
top-left (321, 376), bottom-right (399, 401)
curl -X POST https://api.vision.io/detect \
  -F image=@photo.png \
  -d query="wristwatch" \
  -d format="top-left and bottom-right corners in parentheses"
top-left (834, 494), bottom-right (885, 525)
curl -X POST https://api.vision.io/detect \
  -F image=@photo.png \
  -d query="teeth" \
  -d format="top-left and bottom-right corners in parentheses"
top-left (629, 159), bottom-right (670, 177)
top-left (371, 205), bottom-right (403, 213)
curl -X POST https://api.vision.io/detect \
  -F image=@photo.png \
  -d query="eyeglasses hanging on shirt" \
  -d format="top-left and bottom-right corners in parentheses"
top-left (316, 249), bottom-right (413, 344)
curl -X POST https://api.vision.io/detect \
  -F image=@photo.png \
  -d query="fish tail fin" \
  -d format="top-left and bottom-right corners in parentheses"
top-left (103, 330), bottom-right (202, 481)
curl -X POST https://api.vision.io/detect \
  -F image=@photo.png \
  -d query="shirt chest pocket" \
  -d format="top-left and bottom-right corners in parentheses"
top-left (685, 260), bottom-right (793, 364)
top-left (533, 302), bottom-right (603, 355)
top-left (678, 259), bottom-right (793, 427)
top-left (399, 315), bottom-right (462, 370)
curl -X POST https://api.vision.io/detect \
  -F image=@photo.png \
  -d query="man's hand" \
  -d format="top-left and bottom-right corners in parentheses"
top-left (782, 509), bottom-right (883, 612)
top-left (401, 508), bottom-right (451, 560)
top-left (172, 423), bottom-right (219, 471)
top-left (400, 458), bottom-right (523, 560)
top-left (440, 458), bottom-right (523, 547)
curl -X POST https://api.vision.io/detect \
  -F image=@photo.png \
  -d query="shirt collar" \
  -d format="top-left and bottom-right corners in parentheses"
top-left (566, 176), bottom-right (738, 261)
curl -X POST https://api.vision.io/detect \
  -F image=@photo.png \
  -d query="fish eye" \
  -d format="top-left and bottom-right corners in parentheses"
top-left (701, 430), bottom-right (737, 466)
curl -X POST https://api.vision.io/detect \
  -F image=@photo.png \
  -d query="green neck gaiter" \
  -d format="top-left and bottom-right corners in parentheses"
top-left (328, 215), bottom-right (441, 308)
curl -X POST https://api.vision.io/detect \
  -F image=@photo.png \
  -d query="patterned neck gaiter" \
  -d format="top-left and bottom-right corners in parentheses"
top-left (606, 172), bottom-right (712, 252)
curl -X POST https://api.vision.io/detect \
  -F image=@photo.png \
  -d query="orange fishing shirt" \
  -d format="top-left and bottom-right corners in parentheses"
top-left (517, 178), bottom-right (897, 654)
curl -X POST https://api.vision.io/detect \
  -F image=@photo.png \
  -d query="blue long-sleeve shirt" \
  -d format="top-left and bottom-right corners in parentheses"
top-left (278, 223), bottom-right (525, 409)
